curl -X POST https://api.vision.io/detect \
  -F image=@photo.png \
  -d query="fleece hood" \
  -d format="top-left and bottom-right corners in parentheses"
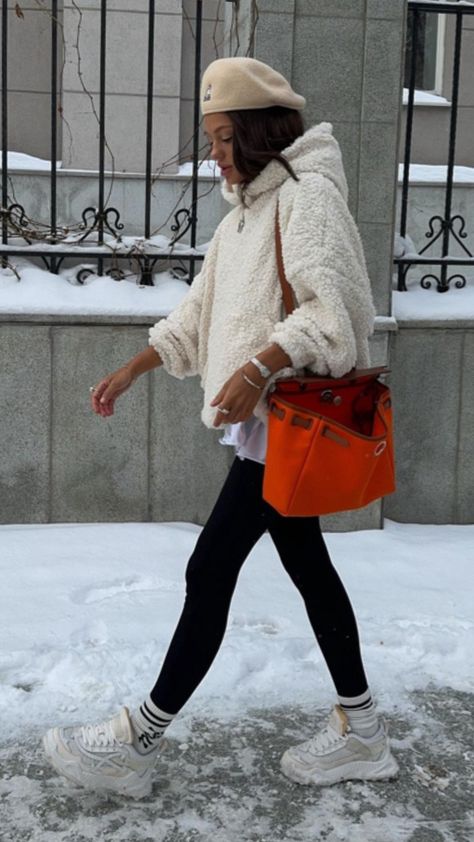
top-left (221, 121), bottom-right (348, 208)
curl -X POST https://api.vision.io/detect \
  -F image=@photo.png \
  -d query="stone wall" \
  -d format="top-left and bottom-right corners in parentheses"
top-left (386, 321), bottom-right (474, 524)
top-left (0, 316), bottom-right (389, 530)
top-left (0, 316), bottom-right (232, 525)
top-left (3, 316), bottom-right (473, 526)
top-left (2, 1), bottom-right (438, 530)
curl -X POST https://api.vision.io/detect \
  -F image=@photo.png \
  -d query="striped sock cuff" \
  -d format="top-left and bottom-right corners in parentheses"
top-left (337, 689), bottom-right (379, 738)
top-left (338, 688), bottom-right (373, 711)
top-left (131, 696), bottom-right (174, 753)
top-left (140, 696), bottom-right (174, 729)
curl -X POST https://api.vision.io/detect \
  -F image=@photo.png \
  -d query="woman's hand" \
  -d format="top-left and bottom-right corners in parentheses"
top-left (90, 366), bottom-right (135, 418)
top-left (210, 366), bottom-right (265, 427)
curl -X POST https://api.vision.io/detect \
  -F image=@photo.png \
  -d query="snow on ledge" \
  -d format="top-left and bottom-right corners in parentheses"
top-left (393, 282), bottom-right (474, 321)
top-left (0, 151), bottom-right (62, 170)
top-left (178, 160), bottom-right (221, 178)
top-left (413, 0), bottom-right (474, 7)
top-left (402, 89), bottom-right (450, 107)
top-left (0, 151), bottom-right (222, 179)
top-left (398, 163), bottom-right (474, 185)
top-left (0, 260), bottom-right (190, 318)
top-left (1, 256), bottom-right (473, 325)
top-left (9, 151), bottom-right (474, 190)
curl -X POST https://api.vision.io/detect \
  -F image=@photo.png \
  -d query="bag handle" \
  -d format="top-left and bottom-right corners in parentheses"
top-left (280, 367), bottom-right (390, 385)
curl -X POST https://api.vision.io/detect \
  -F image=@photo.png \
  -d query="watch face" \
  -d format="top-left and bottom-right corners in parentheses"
top-left (252, 358), bottom-right (271, 378)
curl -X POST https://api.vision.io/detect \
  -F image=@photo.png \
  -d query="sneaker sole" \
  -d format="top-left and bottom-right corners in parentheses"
top-left (42, 730), bottom-right (153, 799)
top-left (280, 748), bottom-right (399, 786)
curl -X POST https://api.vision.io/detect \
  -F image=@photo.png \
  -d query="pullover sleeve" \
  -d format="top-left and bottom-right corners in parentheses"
top-left (148, 226), bottom-right (220, 379)
top-left (269, 173), bottom-right (376, 378)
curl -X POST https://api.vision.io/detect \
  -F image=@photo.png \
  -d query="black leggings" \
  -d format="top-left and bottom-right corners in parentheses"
top-left (151, 457), bottom-right (369, 714)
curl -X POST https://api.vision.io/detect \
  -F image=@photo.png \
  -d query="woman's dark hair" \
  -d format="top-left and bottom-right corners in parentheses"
top-left (226, 106), bottom-right (305, 185)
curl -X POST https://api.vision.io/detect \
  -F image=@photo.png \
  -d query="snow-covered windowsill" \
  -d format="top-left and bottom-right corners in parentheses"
top-left (402, 89), bottom-right (450, 107)
top-left (397, 163), bottom-right (474, 185)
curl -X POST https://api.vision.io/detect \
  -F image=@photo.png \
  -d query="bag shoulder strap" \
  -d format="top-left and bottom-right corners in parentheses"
top-left (275, 204), bottom-right (295, 316)
top-left (274, 203), bottom-right (390, 382)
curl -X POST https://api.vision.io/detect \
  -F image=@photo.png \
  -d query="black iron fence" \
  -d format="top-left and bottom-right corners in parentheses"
top-left (5, 1), bottom-right (470, 296)
top-left (397, 0), bottom-right (474, 292)
top-left (0, 0), bottom-right (236, 286)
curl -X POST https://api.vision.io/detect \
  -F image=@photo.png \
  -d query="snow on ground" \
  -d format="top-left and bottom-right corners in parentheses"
top-left (1, 519), bottom-right (474, 841)
top-left (2, 690), bottom-right (473, 842)
top-left (1, 519), bottom-right (473, 744)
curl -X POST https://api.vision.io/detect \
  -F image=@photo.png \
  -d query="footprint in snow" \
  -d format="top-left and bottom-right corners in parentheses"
top-left (230, 617), bottom-right (280, 635)
top-left (70, 576), bottom-right (182, 604)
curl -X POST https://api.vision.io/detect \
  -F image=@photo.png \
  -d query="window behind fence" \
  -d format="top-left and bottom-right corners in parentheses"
top-left (404, 11), bottom-right (443, 92)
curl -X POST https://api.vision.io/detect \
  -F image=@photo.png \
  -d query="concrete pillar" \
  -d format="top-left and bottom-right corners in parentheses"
top-left (227, 0), bottom-right (406, 318)
top-left (222, 0), bottom-right (407, 529)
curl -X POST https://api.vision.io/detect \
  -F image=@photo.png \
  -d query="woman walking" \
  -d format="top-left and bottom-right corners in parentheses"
top-left (43, 57), bottom-right (398, 798)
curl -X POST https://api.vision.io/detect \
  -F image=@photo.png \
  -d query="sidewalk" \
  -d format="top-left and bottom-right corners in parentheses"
top-left (1, 688), bottom-right (472, 842)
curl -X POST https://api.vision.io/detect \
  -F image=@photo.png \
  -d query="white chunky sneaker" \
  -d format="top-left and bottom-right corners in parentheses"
top-left (43, 707), bottom-right (163, 798)
top-left (281, 705), bottom-right (399, 786)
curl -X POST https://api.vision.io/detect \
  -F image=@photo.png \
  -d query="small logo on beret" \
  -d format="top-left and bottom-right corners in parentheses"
top-left (203, 84), bottom-right (212, 102)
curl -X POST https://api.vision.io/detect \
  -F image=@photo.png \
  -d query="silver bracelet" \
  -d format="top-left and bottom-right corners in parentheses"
top-left (249, 356), bottom-right (272, 379)
top-left (241, 371), bottom-right (263, 391)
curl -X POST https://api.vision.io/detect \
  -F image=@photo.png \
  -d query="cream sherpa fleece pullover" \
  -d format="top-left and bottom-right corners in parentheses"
top-left (149, 122), bottom-right (376, 429)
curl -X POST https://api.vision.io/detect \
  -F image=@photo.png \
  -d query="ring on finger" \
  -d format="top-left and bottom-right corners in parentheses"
top-left (89, 386), bottom-right (97, 393)
top-left (218, 406), bottom-right (231, 415)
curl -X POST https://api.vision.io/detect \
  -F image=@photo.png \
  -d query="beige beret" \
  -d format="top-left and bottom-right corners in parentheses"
top-left (200, 57), bottom-right (306, 115)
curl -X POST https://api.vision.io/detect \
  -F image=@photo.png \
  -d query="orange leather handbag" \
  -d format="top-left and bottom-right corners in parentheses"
top-left (262, 214), bottom-right (396, 517)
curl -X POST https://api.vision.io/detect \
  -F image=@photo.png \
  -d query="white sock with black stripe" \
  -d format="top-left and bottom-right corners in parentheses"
top-left (131, 696), bottom-right (174, 754)
top-left (338, 689), bottom-right (380, 738)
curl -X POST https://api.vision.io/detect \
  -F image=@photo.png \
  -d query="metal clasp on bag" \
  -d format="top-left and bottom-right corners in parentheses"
top-left (321, 389), bottom-right (342, 406)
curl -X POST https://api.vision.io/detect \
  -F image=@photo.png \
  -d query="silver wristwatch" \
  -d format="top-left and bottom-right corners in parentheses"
top-left (249, 356), bottom-right (272, 379)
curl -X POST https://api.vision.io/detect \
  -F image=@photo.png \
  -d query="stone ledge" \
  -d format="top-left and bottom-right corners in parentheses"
top-left (0, 313), bottom-right (407, 330)
top-left (395, 318), bottom-right (474, 330)
top-left (0, 313), bottom-right (158, 326)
